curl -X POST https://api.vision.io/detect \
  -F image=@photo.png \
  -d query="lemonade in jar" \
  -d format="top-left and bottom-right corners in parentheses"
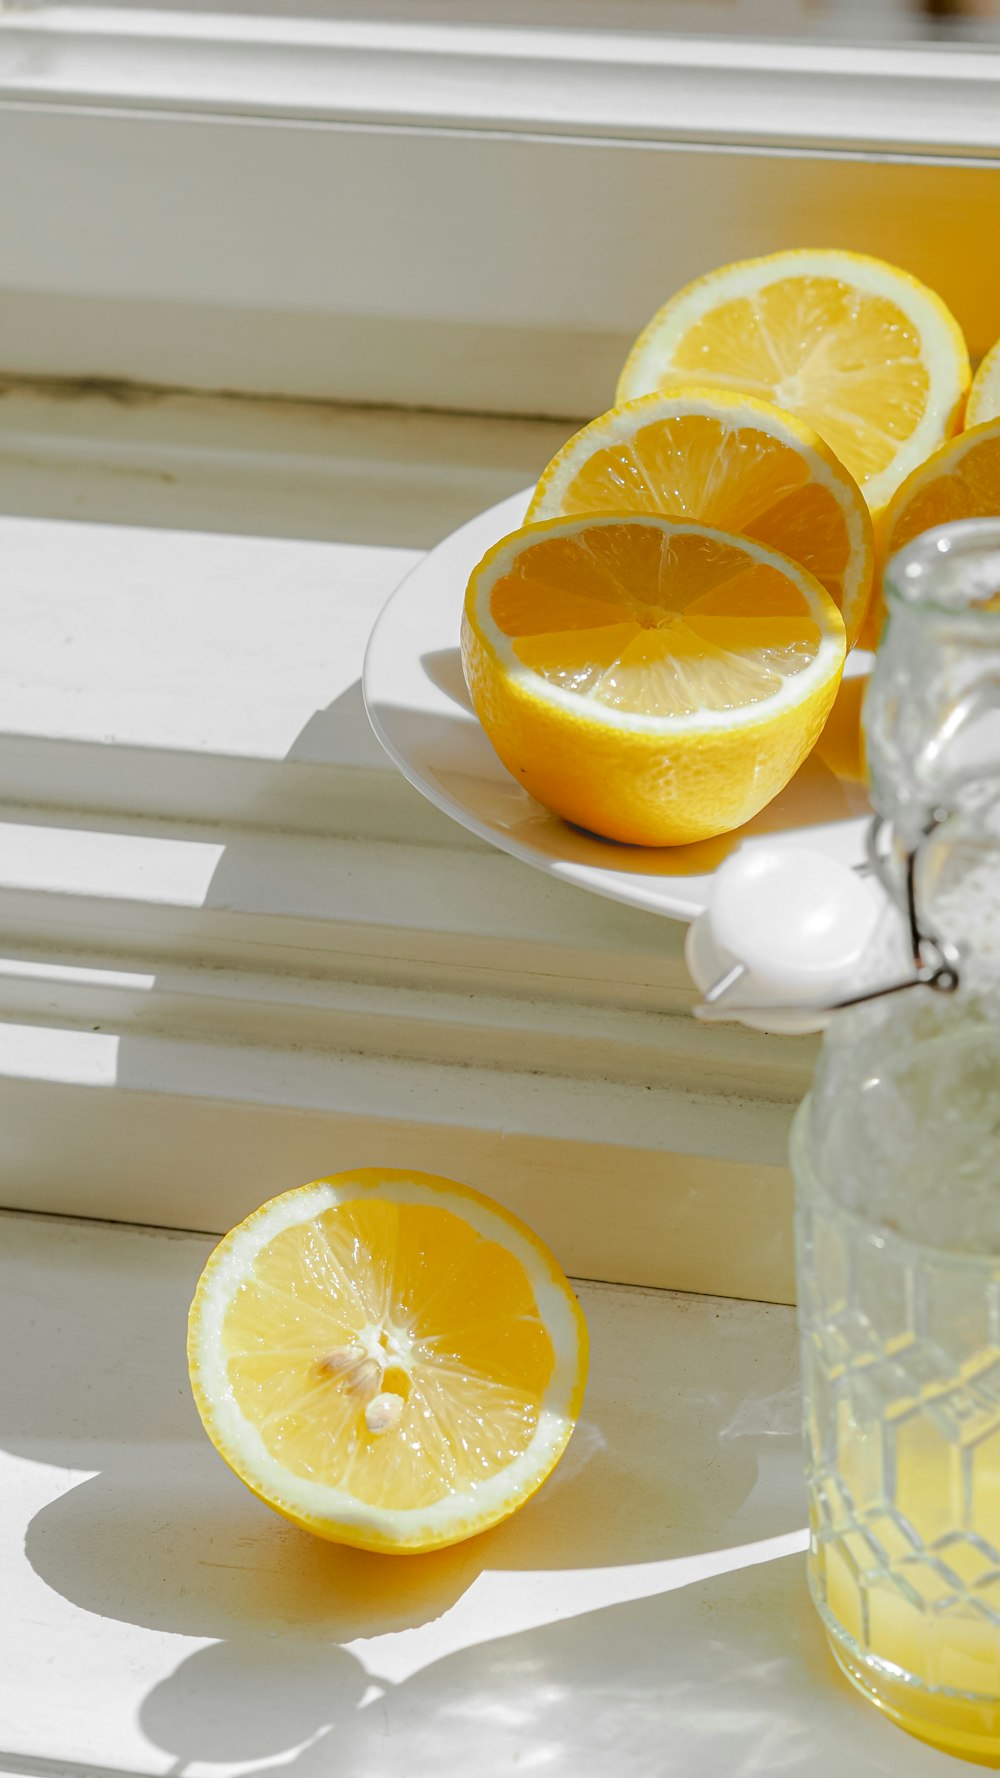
top-left (794, 520), bottom-right (1000, 1762)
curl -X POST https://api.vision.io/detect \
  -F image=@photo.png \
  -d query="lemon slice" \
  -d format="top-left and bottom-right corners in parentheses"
top-left (882, 417), bottom-right (1000, 555)
top-left (461, 514), bottom-right (846, 847)
top-left (188, 1169), bottom-right (588, 1554)
top-left (966, 336), bottom-right (1000, 429)
top-left (860, 419), bottom-right (1000, 644)
top-left (527, 389), bottom-right (873, 648)
top-left (617, 250), bottom-right (970, 513)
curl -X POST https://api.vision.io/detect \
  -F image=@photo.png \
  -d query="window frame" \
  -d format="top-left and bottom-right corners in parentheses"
top-left (3, 11), bottom-right (987, 1276)
top-left (4, 9), bottom-right (1000, 153)
top-left (2, 9), bottom-right (1000, 414)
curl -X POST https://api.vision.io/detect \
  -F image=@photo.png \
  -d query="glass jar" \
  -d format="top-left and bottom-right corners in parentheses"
top-left (793, 520), bottom-right (1000, 1764)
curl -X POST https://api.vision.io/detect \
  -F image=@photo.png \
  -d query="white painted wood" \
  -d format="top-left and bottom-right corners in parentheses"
top-left (0, 386), bottom-right (813, 1299)
top-left (4, 122), bottom-right (999, 416)
top-left (27, 0), bottom-right (954, 37)
top-left (4, 9), bottom-right (1000, 155)
top-left (0, 947), bottom-right (812, 1100)
top-left (0, 383), bottom-right (568, 549)
top-left (0, 807), bottom-right (701, 1002)
top-left (0, 1018), bottom-right (799, 1298)
top-left (0, 1019), bottom-right (793, 1163)
top-left (0, 394), bottom-right (567, 834)
top-left (0, 1208), bottom-right (953, 1776)
top-left (1, 14), bottom-right (999, 409)
top-left (0, 804), bottom-right (811, 1297)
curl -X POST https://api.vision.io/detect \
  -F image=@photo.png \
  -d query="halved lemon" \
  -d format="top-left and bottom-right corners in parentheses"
top-left (617, 250), bottom-right (970, 513)
top-left (865, 417), bottom-right (1000, 643)
top-left (527, 389), bottom-right (873, 648)
top-left (966, 336), bottom-right (1000, 429)
top-left (461, 514), bottom-right (846, 847)
top-left (882, 418), bottom-right (1000, 556)
top-left (188, 1169), bottom-right (588, 1554)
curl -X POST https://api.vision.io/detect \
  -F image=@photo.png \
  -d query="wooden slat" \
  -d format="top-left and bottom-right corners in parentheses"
top-left (0, 948), bottom-right (814, 1101)
top-left (1, 94), bottom-right (999, 414)
top-left (12, 1209), bottom-right (921, 1778)
top-left (0, 398), bottom-right (567, 835)
top-left (0, 808), bottom-right (698, 1005)
top-left (0, 387), bottom-right (812, 1297)
top-left (0, 1019), bottom-right (798, 1301)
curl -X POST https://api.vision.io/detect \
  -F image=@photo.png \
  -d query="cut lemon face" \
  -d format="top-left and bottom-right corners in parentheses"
top-left (617, 250), bottom-right (970, 514)
top-left (882, 418), bottom-right (1000, 556)
top-left (966, 336), bottom-right (1000, 429)
top-left (188, 1169), bottom-right (588, 1554)
top-left (865, 417), bottom-right (1000, 643)
top-left (527, 389), bottom-right (873, 648)
top-left (461, 514), bottom-right (846, 847)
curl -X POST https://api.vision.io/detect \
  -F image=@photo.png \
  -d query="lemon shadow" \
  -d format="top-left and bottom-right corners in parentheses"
top-left (131, 1551), bottom-right (935, 1778)
top-left (19, 1227), bottom-right (806, 1641)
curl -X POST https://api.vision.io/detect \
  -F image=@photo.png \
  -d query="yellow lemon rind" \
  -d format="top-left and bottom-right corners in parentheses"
top-left (880, 415), bottom-right (1000, 554)
top-left (863, 415), bottom-right (1000, 647)
top-left (188, 1167), bottom-right (590, 1555)
top-left (462, 513), bottom-right (846, 847)
top-left (966, 335), bottom-right (1000, 430)
top-left (616, 248), bottom-right (970, 515)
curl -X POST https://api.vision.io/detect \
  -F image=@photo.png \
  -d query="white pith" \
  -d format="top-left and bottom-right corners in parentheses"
top-left (967, 343), bottom-right (1000, 428)
top-left (191, 1178), bottom-right (584, 1542)
top-left (617, 251), bottom-right (968, 511)
top-left (471, 515), bottom-right (845, 735)
top-left (886, 416), bottom-right (1000, 539)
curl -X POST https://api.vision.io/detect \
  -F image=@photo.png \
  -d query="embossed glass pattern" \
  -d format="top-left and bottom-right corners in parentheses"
top-left (794, 520), bottom-right (1000, 1763)
top-left (795, 1101), bottom-right (1000, 1760)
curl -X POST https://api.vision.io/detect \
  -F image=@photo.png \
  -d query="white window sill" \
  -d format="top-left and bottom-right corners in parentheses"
top-left (4, 9), bottom-right (1000, 156)
top-left (0, 1204), bottom-right (932, 1778)
top-left (0, 382), bottom-right (813, 1302)
top-left (2, 10), bottom-right (999, 410)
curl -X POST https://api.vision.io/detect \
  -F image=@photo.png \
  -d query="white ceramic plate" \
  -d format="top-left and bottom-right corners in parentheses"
top-left (363, 491), bottom-right (873, 921)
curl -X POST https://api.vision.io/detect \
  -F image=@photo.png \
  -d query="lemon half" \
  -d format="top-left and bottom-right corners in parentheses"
top-left (461, 513), bottom-right (846, 847)
top-left (528, 388), bottom-right (873, 648)
top-left (617, 249), bottom-right (969, 513)
top-left (188, 1169), bottom-right (589, 1554)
